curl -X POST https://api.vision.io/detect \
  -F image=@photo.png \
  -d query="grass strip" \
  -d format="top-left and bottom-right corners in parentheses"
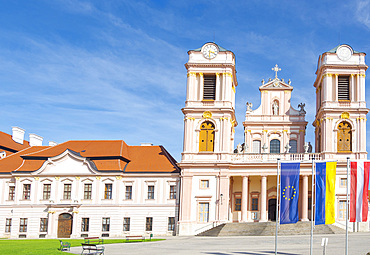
top-left (0, 238), bottom-right (164, 255)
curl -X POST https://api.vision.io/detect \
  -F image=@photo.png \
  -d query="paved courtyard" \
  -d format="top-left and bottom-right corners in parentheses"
top-left (70, 233), bottom-right (370, 255)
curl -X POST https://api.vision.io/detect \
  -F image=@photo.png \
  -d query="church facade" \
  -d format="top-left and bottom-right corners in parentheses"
top-left (178, 43), bottom-right (368, 235)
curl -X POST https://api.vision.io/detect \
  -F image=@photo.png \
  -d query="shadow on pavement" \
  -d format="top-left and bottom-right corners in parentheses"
top-left (203, 251), bottom-right (303, 255)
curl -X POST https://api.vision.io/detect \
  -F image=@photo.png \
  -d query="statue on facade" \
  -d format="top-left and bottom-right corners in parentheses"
top-left (242, 143), bottom-right (248, 153)
top-left (262, 143), bottom-right (268, 153)
top-left (246, 102), bottom-right (253, 112)
top-left (272, 101), bottom-right (279, 115)
top-left (298, 103), bottom-right (306, 115)
top-left (236, 143), bottom-right (243, 153)
top-left (307, 142), bottom-right (312, 153)
top-left (285, 144), bottom-right (291, 153)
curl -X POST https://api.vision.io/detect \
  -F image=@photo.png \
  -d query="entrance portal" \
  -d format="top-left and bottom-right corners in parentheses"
top-left (58, 213), bottom-right (73, 238)
top-left (268, 199), bottom-right (277, 221)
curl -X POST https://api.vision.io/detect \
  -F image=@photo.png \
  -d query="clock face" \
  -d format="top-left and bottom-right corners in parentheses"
top-left (337, 45), bottom-right (352, 61)
top-left (202, 43), bottom-right (219, 59)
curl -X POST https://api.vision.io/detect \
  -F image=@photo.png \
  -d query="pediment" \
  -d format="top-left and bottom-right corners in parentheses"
top-left (259, 78), bottom-right (293, 90)
top-left (34, 149), bottom-right (98, 176)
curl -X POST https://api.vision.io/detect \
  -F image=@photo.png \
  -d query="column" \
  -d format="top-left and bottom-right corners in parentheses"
top-left (301, 175), bottom-right (309, 221)
top-left (322, 119), bottom-right (326, 152)
top-left (219, 175), bottom-right (230, 222)
top-left (260, 176), bottom-right (267, 222)
top-left (241, 176), bottom-right (249, 222)
top-left (216, 73), bottom-right (221, 101)
top-left (179, 175), bottom-right (192, 222)
top-left (199, 73), bottom-right (204, 100)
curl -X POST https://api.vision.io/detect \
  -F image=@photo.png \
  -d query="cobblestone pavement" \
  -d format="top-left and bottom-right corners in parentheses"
top-left (70, 233), bottom-right (370, 255)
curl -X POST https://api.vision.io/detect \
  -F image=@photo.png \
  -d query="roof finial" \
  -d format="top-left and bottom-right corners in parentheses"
top-left (272, 64), bottom-right (281, 78)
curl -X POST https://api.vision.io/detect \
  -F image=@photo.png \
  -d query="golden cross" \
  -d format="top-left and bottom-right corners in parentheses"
top-left (272, 64), bottom-right (281, 78)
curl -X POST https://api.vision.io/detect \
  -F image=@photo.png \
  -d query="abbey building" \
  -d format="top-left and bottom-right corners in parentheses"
top-left (0, 43), bottom-right (367, 238)
top-left (178, 43), bottom-right (368, 235)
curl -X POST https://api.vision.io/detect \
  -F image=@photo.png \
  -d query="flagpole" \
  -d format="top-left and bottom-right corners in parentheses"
top-left (345, 157), bottom-right (349, 255)
top-left (275, 158), bottom-right (280, 255)
top-left (310, 158), bottom-right (314, 255)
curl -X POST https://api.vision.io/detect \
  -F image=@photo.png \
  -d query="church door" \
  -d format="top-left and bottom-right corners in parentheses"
top-left (199, 121), bottom-right (215, 152)
top-left (58, 213), bottom-right (73, 238)
top-left (268, 199), bottom-right (277, 221)
top-left (337, 121), bottom-right (352, 152)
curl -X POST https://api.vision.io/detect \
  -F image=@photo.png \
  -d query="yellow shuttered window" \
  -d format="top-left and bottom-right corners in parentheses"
top-left (337, 121), bottom-right (352, 152)
top-left (199, 121), bottom-right (215, 152)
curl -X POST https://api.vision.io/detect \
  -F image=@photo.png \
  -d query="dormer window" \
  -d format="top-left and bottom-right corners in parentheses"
top-left (203, 75), bottom-right (216, 100)
top-left (338, 76), bottom-right (350, 101)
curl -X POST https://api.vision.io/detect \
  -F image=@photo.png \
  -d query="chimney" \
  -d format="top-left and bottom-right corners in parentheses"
top-left (12, 127), bottom-right (25, 144)
top-left (29, 134), bottom-right (43, 146)
top-left (49, 141), bottom-right (57, 146)
top-left (140, 143), bottom-right (153, 146)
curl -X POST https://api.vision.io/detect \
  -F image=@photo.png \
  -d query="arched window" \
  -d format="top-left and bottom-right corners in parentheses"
top-left (289, 140), bottom-right (297, 153)
top-left (337, 121), bottom-right (352, 152)
top-left (252, 140), bottom-right (261, 153)
top-left (270, 139), bottom-right (280, 153)
top-left (199, 121), bottom-right (215, 152)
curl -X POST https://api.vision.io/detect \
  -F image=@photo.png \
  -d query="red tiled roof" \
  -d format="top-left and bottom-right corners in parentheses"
top-left (0, 140), bottom-right (178, 174)
top-left (0, 131), bottom-right (30, 155)
top-left (0, 146), bottom-right (47, 173)
top-left (125, 146), bottom-right (179, 173)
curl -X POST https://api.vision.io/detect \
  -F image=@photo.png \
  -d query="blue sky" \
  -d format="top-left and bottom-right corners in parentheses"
top-left (0, 0), bottom-right (370, 161)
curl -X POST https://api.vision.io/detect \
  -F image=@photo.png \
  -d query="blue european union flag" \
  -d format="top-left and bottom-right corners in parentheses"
top-left (280, 162), bottom-right (300, 224)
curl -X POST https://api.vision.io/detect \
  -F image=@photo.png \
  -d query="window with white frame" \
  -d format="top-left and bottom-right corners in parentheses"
top-left (23, 184), bottom-right (31, 200)
top-left (63, 184), bottom-right (72, 200)
top-left (40, 218), bottom-right (48, 232)
top-left (81, 218), bottom-right (89, 232)
top-left (125, 186), bottom-right (132, 200)
top-left (200, 180), bottom-right (209, 189)
top-left (338, 200), bottom-right (346, 220)
top-left (19, 218), bottom-right (27, 232)
top-left (102, 217), bottom-right (110, 232)
top-left (289, 140), bottom-right (297, 153)
top-left (252, 140), bottom-right (261, 153)
top-left (123, 217), bottom-right (130, 231)
top-left (168, 217), bottom-right (175, 231)
top-left (148, 185), bottom-right (154, 199)
top-left (43, 184), bottom-right (51, 200)
top-left (84, 183), bottom-right (92, 199)
top-left (198, 202), bottom-right (209, 222)
top-left (104, 184), bottom-right (113, 199)
top-left (146, 217), bottom-right (153, 231)
top-left (169, 185), bottom-right (176, 199)
top-left (8, 186), bottom-right (15, 201)
top-left (5, 218), bottom-right (11, 233)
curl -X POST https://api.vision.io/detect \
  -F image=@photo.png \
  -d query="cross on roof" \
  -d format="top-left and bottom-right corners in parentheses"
top-left (272, 64), bottom-right (281, 78)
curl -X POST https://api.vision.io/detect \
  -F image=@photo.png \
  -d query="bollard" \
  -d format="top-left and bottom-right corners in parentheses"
top-left (321, 237), bottom-right (328, 255)
top-left (150, 233), bottom-right (153, 241)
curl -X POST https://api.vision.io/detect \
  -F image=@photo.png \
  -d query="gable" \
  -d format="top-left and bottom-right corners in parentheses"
top-left (259, 78), bottom-right (293, 91)
top-left (35, 150), bottom-right (98, 176)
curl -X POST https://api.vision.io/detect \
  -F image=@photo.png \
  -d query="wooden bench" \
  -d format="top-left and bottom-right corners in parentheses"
top-left (59, 240), bottom-right (71, 251)
top-left (126, 235), bottom-right (145, 242)
top-left (84, 237), bottom-right (104, 245)
top-left (81, 243), bottom-right (104, 255)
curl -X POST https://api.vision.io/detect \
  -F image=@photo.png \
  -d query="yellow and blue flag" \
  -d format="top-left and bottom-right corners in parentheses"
top-left (280, 162), bottom-right (300, 224)
top-left (315, 161), bottom-right (337, 225)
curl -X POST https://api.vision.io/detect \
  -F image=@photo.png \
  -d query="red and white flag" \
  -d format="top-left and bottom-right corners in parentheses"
top-left (350, 161), bottom-right (370, 222)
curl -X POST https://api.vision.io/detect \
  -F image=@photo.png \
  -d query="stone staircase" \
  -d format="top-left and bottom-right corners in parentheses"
top-left (196, 221), bottom-right (345, 236)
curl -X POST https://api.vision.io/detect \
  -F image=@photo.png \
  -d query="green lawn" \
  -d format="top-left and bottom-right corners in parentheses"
top-left (0, 238), bottom-right (164, 255)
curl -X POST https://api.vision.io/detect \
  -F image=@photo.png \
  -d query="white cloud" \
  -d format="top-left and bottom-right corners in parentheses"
top-left (356, 0), bottom-right (370, 29)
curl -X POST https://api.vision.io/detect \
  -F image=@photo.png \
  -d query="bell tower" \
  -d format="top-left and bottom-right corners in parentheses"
top-left (313, 44), bottom-right (368, 159)
top-left (181, 42), bottom-right (238, 162)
